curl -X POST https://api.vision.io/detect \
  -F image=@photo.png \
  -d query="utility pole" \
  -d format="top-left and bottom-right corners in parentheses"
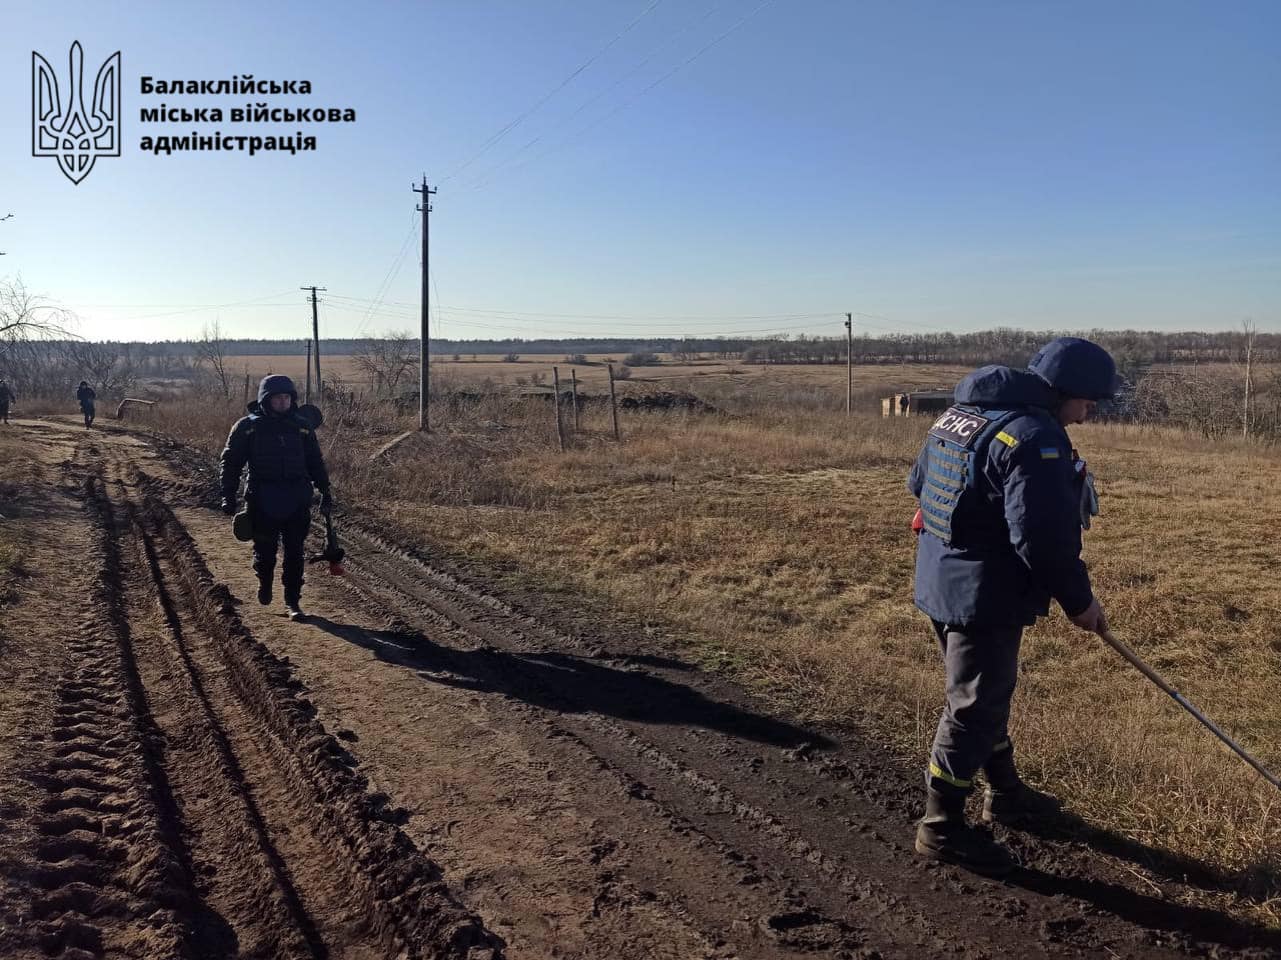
top-left (413, 175), bottom-right (437, 431)
top-left (301, 285), bottom-right (326, 400)
top-left (305, 340), bottom-right (313, 403)
top-left (608, 363), bottom-right (620, 441)
top-left (845, 312), bottom-right (853, 416)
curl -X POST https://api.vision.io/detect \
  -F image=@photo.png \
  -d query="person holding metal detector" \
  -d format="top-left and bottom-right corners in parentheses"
top-left (907, 337), bottom-right (1114, 875)
top-left (220, 374), bottom-right (332, 620)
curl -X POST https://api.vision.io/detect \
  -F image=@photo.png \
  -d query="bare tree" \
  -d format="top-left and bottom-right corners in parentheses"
top-left (59, 340), bottom-right (138, 397)
top-left (352, 330), bottom-right (415, 397)
top-left (0, 277), bottom-right (76, 392)
top-left (194, 319), bottom-right (233, 400)
top-left (0, 276), bottom-right (74, 339)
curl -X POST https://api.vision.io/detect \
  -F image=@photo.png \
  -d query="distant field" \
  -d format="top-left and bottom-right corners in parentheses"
top-left (225, 353), bottom-right (971, 399)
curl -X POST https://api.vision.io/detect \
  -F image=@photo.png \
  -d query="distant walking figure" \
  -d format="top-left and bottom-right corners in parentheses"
top-left (76, 381), bottom-right (96, 428)
top-left (0, 379), bottom-right (14, 424)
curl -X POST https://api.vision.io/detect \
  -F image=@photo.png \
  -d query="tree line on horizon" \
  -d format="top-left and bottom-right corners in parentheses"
top-left (6, 328), bottom-right (1274, 372)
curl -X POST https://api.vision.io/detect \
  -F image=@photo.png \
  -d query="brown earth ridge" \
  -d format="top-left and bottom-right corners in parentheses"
top-left (0, 416), bottom-right (1276, 959)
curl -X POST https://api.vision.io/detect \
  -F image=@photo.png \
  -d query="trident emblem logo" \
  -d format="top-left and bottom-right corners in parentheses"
top-left (32, 42), bottom-right (121, 185)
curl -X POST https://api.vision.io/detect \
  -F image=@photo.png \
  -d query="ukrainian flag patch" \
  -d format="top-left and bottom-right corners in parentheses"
top-left (1040, 447), bottom-right (1061, 459)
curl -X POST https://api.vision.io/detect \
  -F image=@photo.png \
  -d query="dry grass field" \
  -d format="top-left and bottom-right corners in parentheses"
top-left (44, 378), bottom-right (1281, 924)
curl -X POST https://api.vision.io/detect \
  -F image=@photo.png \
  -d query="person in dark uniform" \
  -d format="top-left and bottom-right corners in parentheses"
top-left (907, 337), bottom-right (1116, 875)
top-left (76, 381), bottom-right (96, 428)
top-left (219, 375), bottom-right (332, 620)
top-left (0, 379), bottom-right (14, 424)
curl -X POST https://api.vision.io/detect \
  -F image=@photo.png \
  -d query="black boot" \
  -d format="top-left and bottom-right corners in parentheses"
top-left (284, 585), bottom-right (304, 621)
top-left (915, 786), bottom-right (1015, 876)
top-left (981, 744), bottom-right (1062, 826)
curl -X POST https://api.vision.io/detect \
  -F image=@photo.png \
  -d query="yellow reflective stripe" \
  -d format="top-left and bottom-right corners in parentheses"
top-left (995, 431), bottom-right (1019, 448)
top-left (928, 762), bottom-right (972, 789)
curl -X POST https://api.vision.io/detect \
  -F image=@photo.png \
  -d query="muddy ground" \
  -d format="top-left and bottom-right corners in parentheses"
top-left (0, 417), bottom-right (1277, 959)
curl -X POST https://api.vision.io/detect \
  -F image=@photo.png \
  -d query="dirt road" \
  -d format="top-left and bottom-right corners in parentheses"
top-left (1, 418), bottom-right (1277, 959)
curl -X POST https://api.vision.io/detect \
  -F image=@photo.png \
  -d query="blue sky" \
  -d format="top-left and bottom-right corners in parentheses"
top-left (2, 0), bottom-right (1278, 342)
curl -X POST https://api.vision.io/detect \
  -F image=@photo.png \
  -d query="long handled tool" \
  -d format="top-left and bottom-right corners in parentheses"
top-left (1100, 629), bottom-right (1281, 791)
top-left (307, 510), bottom-right (346, 576)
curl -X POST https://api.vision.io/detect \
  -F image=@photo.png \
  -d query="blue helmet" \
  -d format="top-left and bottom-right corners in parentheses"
top-left (1028, 337), bottom-right (1118, 400)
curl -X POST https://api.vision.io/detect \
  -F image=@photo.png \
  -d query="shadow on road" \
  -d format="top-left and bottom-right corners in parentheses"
top-left (1014, 807), bottom-right (1281, 912)
top-left (304, 615), bottom-right (832, 752)
top-left (303, 617), bottom-right (1280, 953)
top-left (1006, 863), bottom-right (1281, 952)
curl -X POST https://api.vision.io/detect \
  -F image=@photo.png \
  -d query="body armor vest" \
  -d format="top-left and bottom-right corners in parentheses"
top-left (918, 406), bottom-right (1022, 546)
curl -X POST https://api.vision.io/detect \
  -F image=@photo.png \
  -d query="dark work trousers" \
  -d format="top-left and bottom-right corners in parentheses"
top-left (927, 619), bottom-right (1023, 795)
top-left (252, 507), bottom-right (310, 604)
top-left (0, 403), bottom-right (9, 424)
top-left (81, 403), bottom-right (95, 427)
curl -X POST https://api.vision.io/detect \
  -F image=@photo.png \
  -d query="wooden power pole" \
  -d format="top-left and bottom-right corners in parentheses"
top-left (413, 175), bottom-right (437, 431)
top-left (301, 285), bottom-right (326, 399)
top-left (845, 312), bottom-right (853, 416)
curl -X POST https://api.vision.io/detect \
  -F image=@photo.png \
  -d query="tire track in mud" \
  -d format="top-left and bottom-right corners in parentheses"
top-left (327, 517), bottom-right (1279, 960)
top-left (122, 475), bottom-right (499, 958)
top-left (4, 426), bottom-right (502, 959)
top-left (3, 445), bottom-right (190, 959)
top-left (328, 538), bottom-right (887, 957)
top-left (332, 524), bottom-right (1017, 959)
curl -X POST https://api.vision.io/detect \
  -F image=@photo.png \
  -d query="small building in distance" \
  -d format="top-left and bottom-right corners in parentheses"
top-left (881, 389), bottom-right (954, 417)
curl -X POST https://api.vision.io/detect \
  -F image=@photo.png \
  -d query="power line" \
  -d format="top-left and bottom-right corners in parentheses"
top-left (457, 0), bottom-right (727, 191)
top-left (441, 0), bottom-right (665, 184)
top-left (323, 294), bottom-right (840, 323)
top-left (429, 266), bottom-right (444, 340)
top-left (316, 295), bottom-right (958, 341)
top-left (320, 301), bottom-right (847, 339)
top-left (353, 210), bottom-right (419, 338)
top-left (467, 0), bottom-right (775, 192)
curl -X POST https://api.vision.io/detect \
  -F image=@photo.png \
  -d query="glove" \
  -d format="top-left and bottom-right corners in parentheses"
top-left (1069, 598), bottom-right (1108, 635)
top-left (220, 498), bottom-right (237, 516)
top-left (319, 490), bottom-right (333, 515)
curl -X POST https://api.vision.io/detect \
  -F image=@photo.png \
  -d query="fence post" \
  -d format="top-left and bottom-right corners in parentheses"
top-left (552, 366), bottom-right (566, 452)
top-left (570, 368), bottom-right (580, 434)
top-left (608, 364), bottom-right (620, 441)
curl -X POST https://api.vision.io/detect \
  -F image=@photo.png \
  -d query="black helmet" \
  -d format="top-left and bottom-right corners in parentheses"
top-left (1028, 337), bottom-right (1118, 400)
top-left (257, 374), bottom-right (298, 405)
